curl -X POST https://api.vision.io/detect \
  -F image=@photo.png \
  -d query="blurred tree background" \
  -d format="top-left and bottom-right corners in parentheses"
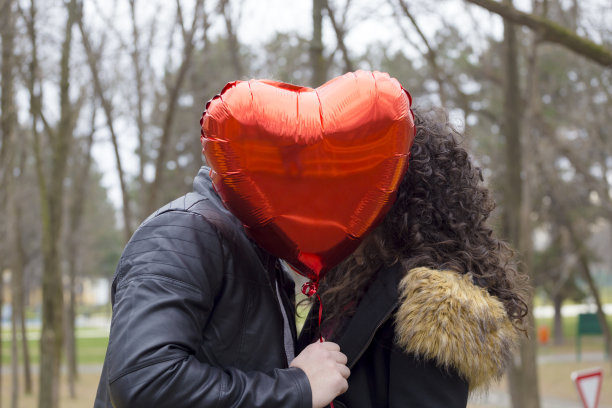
top-left (0, 0), bottom-right (611, 407)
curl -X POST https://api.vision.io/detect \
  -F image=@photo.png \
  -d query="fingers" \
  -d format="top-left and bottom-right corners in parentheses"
top-left (335, 373), bottom-right (349, 394)
top-left (320, 341), bottom-right (340, 352)
top-left (292, 342), bottom-right (351, 407)
top-left (332, 351), bottom-right (347, 365)
top-left (306, 342), bottom-right (347, 365)
top-left (337, 363), bottom-right (350, 379)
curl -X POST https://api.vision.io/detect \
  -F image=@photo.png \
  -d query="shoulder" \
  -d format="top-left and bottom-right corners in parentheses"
top-left (114, 193), bottom-right (230, 291)
top-left (133, 192), bottom-right (225, 252)
top-left (393, 267), bottom-right (520, 390)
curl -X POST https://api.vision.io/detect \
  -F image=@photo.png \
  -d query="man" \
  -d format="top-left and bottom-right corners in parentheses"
top-left (94, 166), bottom-right (350, 408)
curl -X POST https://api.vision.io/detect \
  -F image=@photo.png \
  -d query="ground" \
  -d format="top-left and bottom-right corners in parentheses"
top-left (2, 320), bottom-right (612, 407)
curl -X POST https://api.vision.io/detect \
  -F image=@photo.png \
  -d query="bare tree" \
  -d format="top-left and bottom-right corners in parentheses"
top-left (23, 0), bottom-right (80, 406)
top-left (389, 0), bottom-right (450, 107)
top-left (499, 1), bottom-right (540, 407)
top-left (146, 0), bottom-right (205, 214)
top-left (10, 268), bottom-right (19, 408)
top-left (64, 108), bottom-right (97, 398)
top-left (534, 137), bottom-right (612, 360)
top-left (7, 142), bottom-right (30, 408)
top-left (14, 184), bottom-right (33, 395)
top-left (0, 0), bottom-right (18, 403)
top-left (0, 0), bottom-right (17, 198)
top-left (78, 12), bottom-right (134, 241)
top-left (129, 0), bottom-right (148, 194)
top-left (0, 269), bottom-right (3, 408)
top-left (218, 0), bottom-right (244, 77)
top-left (324, 0), bottom-right (354, 73)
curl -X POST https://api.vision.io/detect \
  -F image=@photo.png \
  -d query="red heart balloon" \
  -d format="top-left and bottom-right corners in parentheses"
top-left (201, 70), bottom-right (414, 284)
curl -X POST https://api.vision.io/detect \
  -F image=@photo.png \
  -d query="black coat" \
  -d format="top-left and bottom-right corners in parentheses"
top-left (298, 264), bottom-right (519, 408)
top-left (94, 167), bottom-right (311, 408)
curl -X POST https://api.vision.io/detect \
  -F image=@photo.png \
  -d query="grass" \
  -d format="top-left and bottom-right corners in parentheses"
top-left (1, 314), bottom-right (610, 364)
top-left (3, 341), bottom-right (611, 408)
top-left (1, 335), bottom-right (108, 365)
top-left (1, 314), bottom-right (612, 407)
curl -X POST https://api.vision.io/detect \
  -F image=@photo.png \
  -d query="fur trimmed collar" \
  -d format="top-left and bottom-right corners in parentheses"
top-left (394, 267), bottom-right (519, 390)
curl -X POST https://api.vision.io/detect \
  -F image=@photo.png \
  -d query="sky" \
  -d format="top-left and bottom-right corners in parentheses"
top-left (85, 0), bottom-right (607, 217)
top-left (86, 0), bottom-right (505, 215)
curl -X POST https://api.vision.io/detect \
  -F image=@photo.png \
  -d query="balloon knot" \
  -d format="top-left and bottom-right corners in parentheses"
top-left (301, 281), bottom-right (319, 297)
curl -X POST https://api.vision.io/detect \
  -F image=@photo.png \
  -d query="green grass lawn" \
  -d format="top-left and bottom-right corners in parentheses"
top-left (535, 314), bottom-right (612, 338)
top-left (1, 312), bottom-right (610, 367)
top-left (1, 334), bottom-right (108, 365)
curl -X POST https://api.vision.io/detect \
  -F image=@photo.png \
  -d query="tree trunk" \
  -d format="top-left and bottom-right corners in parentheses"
top-left (0, 1), bottom-right (17, 405)
top-left (310, 0), bottom-right (326, 86)
top-left (12, 134), bottom-right (33, 395)
top-left (9, 151), bottom-right (25, 408)
top-left (22, 3), bottom-right (41, 398)
top-left (17, 218), bottom-right (32, 395)
top-left (128, 0), bottom-right (147, 194)
top-left (553, 294), bottom-right (564, 345)
top-left (567, 224), bottom-right (612, 358)
top-left (11, 268), bottom-right (19, 408)
top-left (64, 114), bottom-right (96, 398)
top-left (500, 2), bottom-right (540, 407)
top-left (0, 265), bottom-right (3, 408)
top-left (37, 1), bottom-right (78, 406)
top-left (0, 0), bottom-right (17, 195)
top-left (64, 281), bottom-right (77, 398)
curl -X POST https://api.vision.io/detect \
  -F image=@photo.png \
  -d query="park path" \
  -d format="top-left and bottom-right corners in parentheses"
top-left (468, 351), bottom-right (609, 408)
top-left (469, 391), bottom-right (604, 408)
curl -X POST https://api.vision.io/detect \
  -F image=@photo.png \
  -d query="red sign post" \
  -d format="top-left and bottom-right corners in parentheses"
top-left (571, 367), bottom-right (603, 408)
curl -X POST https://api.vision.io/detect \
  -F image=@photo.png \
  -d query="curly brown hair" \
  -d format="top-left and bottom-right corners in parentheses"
top-left (316, 108), bottom-right (530, 335)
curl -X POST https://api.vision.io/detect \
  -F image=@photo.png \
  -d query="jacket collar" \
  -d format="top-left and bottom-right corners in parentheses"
top-left (193, 166), bottom-right (277, 272)
top-left (299, 265), bottom-right (519, 391)
top-left (394, 267), bottom-right (519, 390)
top-left (335, 263), bottom-right (403, 369)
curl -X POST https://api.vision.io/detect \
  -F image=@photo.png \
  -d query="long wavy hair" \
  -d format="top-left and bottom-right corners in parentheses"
top-left (316, 108), bottom-right (530, 335)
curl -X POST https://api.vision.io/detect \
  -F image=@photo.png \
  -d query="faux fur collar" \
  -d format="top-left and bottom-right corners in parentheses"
top-left (394, 267), bottom-right (519, 390)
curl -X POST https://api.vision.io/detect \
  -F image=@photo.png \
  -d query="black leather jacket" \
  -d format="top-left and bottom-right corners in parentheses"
top-left (94, 167), bottom-right (312, 408)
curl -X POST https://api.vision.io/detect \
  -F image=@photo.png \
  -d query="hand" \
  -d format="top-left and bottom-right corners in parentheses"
top-left (290, 341), bottom-right (350, 408)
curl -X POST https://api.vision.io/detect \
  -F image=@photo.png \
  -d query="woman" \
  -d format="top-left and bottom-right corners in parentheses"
top-left (297, 108), bottom-right (530, 407)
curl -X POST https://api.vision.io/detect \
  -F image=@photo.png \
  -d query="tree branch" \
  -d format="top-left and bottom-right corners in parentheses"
top-left (324, 0), bottom-right (353, 72)
top-left (219, 0), bottom-right (244, 77)
top-left (464, 0), bottom-right (612, 66)
top-left (129, 0), bottom-right (147, 190)
top-left (78, 11), bottom-right (134, 240)
top-left (393, 0), bottom-right (449, 105)
top-left (146, 0), bottom-right (204, 213)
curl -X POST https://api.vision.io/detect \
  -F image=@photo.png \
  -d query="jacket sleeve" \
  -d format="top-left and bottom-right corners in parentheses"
top-left (104, 211), bottom-right (312, 408)
top-left (388, 345), bottom-right (469, 408)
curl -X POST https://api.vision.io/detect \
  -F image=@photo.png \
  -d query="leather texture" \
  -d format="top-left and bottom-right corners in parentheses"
top-left (94, 167), bottom-right (311, 408)
top-left (298, 264), bottom-right (469, 408)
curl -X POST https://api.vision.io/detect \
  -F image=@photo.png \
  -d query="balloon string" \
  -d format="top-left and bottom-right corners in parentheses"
top-left (316, 294), bottom-right (334, 408)
top-left (301, 281), bottom-right (334, 408)
top-left (315, 292), bottom-right (323, 343)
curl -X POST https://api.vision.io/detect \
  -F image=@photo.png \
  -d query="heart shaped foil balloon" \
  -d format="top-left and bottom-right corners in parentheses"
top-left (201, 70), bottom-right (415, 285)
